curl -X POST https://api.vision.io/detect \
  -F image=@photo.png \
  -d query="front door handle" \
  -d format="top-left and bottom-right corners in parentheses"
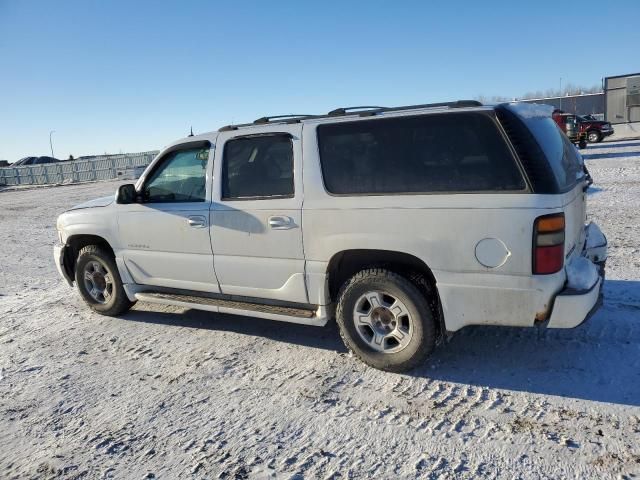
top-left (268, 216), bottom-right (296, 230)
top-left (187, 215), bottom-right (207, 228)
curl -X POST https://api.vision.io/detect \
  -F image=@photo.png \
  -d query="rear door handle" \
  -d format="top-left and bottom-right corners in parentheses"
top-left (187, 215), bottom-right (207, 228)
top-left (268, 216), bottom-right (296, 230)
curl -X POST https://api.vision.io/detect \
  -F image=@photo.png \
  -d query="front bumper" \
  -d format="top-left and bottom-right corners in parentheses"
top-left (547, 223), bottom-right (607, 328)
top-left (601, 128), bottom-right (614, 138)
top-left (54, 244), bottom-right (74, 286)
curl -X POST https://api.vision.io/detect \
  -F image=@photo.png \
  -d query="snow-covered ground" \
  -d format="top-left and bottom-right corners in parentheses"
top-left (1, 140), bottom-right (639, 479)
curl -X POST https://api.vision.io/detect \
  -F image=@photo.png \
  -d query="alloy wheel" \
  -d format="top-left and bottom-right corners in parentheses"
top-left (353, 291), bottom-right (413, 353)
top-left (83, 260), bottom-right (114, 304)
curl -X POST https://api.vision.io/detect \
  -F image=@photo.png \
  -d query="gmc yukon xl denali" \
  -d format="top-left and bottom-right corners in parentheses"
top-left (54, 100), bottom-right (607, 372)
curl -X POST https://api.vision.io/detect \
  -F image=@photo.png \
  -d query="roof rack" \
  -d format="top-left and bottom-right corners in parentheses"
top-left (217, 100), bottom-right (483, 132)
top-left (328, 106), bottom-right (386, 116)
top-left (378, 99), bottom-right (481, 114)
top-left (218, 114), bottom-right (317, 132)
top-left (253, 114), bottom-right (316, 125)
top-left (327, 100), bottom-right (482, 118)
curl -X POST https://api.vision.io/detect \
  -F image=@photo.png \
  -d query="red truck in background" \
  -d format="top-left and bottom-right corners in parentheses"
top-left (577, 115), bottom-right (615, 143)
top-left (552, 110), bottom-right (587, 149)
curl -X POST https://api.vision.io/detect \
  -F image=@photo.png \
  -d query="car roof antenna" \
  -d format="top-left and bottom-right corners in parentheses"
top-left (188, 126), bottom-right (194, 137)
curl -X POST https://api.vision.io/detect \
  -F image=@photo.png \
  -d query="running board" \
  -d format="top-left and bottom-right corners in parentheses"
top-left (134, 292), bottom-right (329, 327)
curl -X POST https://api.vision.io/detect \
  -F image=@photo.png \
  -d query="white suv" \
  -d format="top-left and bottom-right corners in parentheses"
top-left (54, 100), bottom-right (607, 371)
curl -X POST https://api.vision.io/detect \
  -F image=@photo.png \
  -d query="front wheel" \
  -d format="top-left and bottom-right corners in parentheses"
top-left (587, 130), bottom-right (601, 143)
top-left (75, 245), bottom-right (135, 316)
top-left (336, 269), bottom-right (436, 372)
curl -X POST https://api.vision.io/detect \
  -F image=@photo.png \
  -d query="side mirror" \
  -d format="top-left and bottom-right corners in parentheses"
top-left (116, 183), bottom-right (137, 204)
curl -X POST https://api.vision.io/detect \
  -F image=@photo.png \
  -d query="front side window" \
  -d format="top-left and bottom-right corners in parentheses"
top-left (317, 112), bottom-right (525, 195)
top-left (143, 147), bottom-right (209, 202)
top-left (222, 134), bottom-right (294, 199)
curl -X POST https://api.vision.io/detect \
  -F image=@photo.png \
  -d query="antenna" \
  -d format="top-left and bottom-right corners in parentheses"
top-left (188, 126), bottom-right (194, 137)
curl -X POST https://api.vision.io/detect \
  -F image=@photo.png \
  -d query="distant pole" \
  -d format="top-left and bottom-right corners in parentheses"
top-left (49, 130), bottom-right (56, 158)
top-left (559, 78), bottom-right (562, 110)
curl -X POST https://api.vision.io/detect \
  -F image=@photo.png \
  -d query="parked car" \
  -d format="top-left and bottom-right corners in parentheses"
top-left (13, 156), bottom-right (60, 166)
top-left (53, 101), bottom-right (607, 372)
top-left (0, 160), bottom-right (9, 167)
top-left (577, 115), bottom-right (615, 143)
top-left (12, 156), bottom-right (38, 166)
top-left (552, 110), bottom-right (587, 149)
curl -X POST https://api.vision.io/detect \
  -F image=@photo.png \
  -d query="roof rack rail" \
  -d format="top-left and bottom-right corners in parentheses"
top-left (253, 114), bottom-right (316, 125)
top-left (218, 114), bottom-right (317, 132)
top-left (326, 100), bottom-right (482, 118)
top-left (381, 99), bottom-right (482, 113)
top-left (328, 106), bottom-right (386, 116)
top-left (217, 100), bottom-right (483, 132)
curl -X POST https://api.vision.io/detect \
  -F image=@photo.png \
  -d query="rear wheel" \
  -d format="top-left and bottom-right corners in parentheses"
top-left (75, 245), bottom-right (134, 316)
top-left (587, 130), bottom-right (601, 143)
top-left (336, 269), bottom-right (436, 372)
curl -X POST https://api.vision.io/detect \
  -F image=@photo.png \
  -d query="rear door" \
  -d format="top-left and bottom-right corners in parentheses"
top-left (210, 125), bottom-right (307, 303)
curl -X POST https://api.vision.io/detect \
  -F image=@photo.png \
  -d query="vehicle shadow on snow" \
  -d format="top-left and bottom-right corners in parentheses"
top-left (119, 307), bottom-right (347, 353)
top-left (588, 139), bottom-right (640, 149)
top-left (582, 150), bottom-right (640, 160)
top-left (414, 279), bottom-right (640, 407)
top-left (119, 280), bottom-right (639, 407)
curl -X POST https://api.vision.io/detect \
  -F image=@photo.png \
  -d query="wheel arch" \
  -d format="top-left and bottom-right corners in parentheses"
top-left (63, 234), bottom-right (116, 281)
top-left (326, 249), bottom-right (446, 338)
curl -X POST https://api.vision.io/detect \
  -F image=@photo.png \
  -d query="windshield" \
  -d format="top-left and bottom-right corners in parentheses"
top-left (523, 116), bottom-right (585, 191)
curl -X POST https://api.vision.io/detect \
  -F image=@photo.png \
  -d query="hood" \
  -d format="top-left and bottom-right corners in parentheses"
top-left (68, 195), bottom-right (114, 211)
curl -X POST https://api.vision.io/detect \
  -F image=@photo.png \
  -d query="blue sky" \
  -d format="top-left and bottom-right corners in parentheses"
top-left (1, 0), bottom-right (638, 162)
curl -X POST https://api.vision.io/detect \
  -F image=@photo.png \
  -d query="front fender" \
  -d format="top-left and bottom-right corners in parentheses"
top-left (54, 244), bottom-right (75, 286)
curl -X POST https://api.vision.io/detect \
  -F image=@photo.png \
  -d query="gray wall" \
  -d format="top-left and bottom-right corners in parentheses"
top-left (605, 73), bottom-right (640, 124)
top-left (0, 151), bottom-right (158, 186)
top-left (517, 93), bottom-right (604, 116)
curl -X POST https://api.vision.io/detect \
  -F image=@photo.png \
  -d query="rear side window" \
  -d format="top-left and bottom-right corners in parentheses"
top-left (524, 117), bottom-right (584, 191)
top-left (317, 113), bottom-right (525, 195)
top-left (222, 134), bottom-right (294, 199)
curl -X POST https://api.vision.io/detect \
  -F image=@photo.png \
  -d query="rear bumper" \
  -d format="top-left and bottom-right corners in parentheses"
top-left (546, 223), bottom-right (607, 328)
top-left (53, 244), bottom-right (74, 286)
top-left (547, 274), bottom-right (604, 328)
top-left (601, 128), bottom-right (614, 138)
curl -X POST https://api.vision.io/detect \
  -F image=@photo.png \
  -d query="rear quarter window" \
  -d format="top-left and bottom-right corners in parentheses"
top-left (317, 112), bottom-right (526, 195)
top-left (522, 117), bottom-right (584, 191)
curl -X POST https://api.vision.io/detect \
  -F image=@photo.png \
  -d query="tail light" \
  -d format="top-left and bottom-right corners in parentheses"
top-left (533, 213), bottom-right (565, 274)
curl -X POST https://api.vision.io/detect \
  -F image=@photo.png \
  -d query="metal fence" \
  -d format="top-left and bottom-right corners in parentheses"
top-left (0, 151), bottom-right (158, 186)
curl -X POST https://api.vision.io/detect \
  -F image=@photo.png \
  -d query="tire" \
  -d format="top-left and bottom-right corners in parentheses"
top-left (336, 268), bottom-right (436, 372)
top-left (578, 139), bottom-right (587, 149)
top-left (74, 245), bottom-right (135, 316)
top-left (587, 130), bottom-right (601, 143)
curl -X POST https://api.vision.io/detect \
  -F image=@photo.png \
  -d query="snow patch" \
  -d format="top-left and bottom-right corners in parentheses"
top-left (585, 222), bottom-right (607, 249)
top-left (565, 256), bottom-right (599, 291)
top-left (507, 102), bottom-right (554, 119)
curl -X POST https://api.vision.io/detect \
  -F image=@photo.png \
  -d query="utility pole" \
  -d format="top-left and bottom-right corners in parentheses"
top-left (559, 78), bottom-right (562, 110)
top-left (49, 130), bottom-right (56, 158)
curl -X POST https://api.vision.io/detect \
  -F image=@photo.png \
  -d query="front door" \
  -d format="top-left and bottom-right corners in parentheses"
top-left (211, 125), bottom-right (307, 303)
top-left (118, 142), bottom-right (220, 293)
